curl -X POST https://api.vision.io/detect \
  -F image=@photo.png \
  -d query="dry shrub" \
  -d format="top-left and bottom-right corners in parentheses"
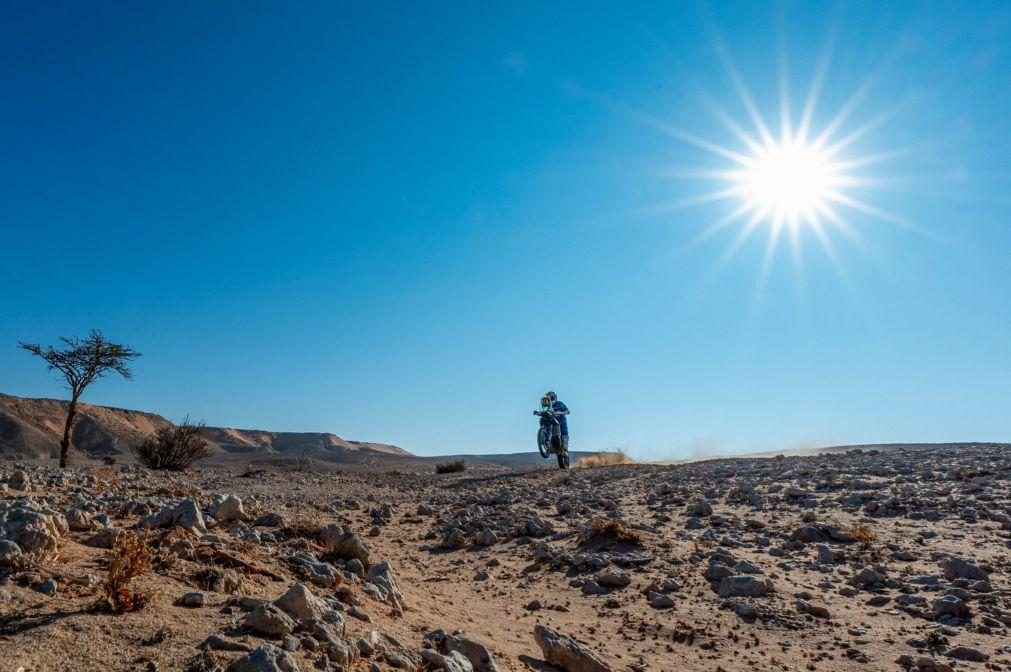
top-left (294, 448), bottom-right (313, 473)
top-left (132, 417), bottom-right (211, 470)
top-left (576, 450), bottom-right (634, 468)
top-left (103, 531), bottom-right (152, 612)
top-left (185, 650), bottom-right (223, 672)
top-left (279, 519), bottom-right (325, 542)
top-left (147, 527), bottom-right (188, 571)
top-left (90, 465), bottom-right (118, 482)
top-left (847, 523), bottom-right (876, 545)
top-left (191, 567), bottom-right (241, 594)
top-left (579, 517), bottom-right (643, 546)
top-left (88, 466), bottom-right (121, 495)
top-left (925, 629), bottom-right (949, 651)
top-left (435, 459), bottom-right (466, 474)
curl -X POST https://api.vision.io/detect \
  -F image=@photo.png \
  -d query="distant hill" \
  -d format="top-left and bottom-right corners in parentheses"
top-left (0, 393), bottom-right (410, 461)
top-left (199, 426), bottom-right (409, 457)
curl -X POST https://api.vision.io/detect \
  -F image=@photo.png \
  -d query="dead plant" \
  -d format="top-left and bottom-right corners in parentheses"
top-left (294, 448), bottom-right (313, 473)
top-left (579, 517), bottom-right (643, 546)
top-left (435, 459), bottom-right (466, 474)
top-left (847, 523), bottom-right (876, 545)
top-left (185, 650), bottom-right (223, 672)
top-left (102, 531), bottom-right (152, 612)
top-left (925, 629), bottom-right (949, 651)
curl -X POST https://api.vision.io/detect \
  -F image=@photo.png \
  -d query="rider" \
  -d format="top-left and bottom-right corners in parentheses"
top-left (544, 391), bottom-right (569, 454)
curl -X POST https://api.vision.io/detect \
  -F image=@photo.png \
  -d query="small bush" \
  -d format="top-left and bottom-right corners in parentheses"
top-left (925, 629), bottom-right (949, 651)
top-left (239, 464), bottom-right (267, 478)
top-left (847, 522), bottom-right (876, 545)
top-left (103, 531), bottom-right (151, 612)
top-left (132, 417), bottom-right (210, 470)
top-left (579, 517), bottom-right (643, 545)
top-left (185, 650), bottom-right (222, 672)
top-left (102, 455), bottom-right (117, 465)
top-left (435, 459), bottom-right (466, 474)
top-left (294, 448), bottom-right (313, 473)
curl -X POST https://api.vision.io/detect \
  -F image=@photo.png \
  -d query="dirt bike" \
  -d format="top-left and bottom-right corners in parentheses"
top-left (533, 408), bottom-right (569, 470)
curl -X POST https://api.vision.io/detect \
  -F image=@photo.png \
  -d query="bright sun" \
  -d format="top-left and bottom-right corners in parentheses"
top-left (738, 138), bottom-right (837, 218)
top-left (624, 33), bottom-right (910, 292)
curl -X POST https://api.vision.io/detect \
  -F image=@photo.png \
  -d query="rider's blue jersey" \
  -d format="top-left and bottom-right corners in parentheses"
top-left (552, 400), bottom-right (569, 435)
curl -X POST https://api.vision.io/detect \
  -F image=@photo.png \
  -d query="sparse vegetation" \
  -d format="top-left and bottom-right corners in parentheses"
top-left (239, 464), bottom-right (267, 478)
top-left (131, 417), bottom-right (210, 470)
top-left (435, 459), bottom-right (466, 474)
top-left (18, 329), bottom-right (141, 468)
top-left (925, 628), bottom-right (949, 651)
top-left (191, 566), bottom-right (241, 594)
top-left (102, 531), bottom-right (151, 613)
top-left (847, 522), bottom-right (876, 545)
top-left (102, 455), bottom-right (117, 465)
top-left (294, 447), bottom-right (313, 472)
top-left (579, 517), bottom-right (643, 545)
top-left (185, 650), bottom-right (222, 672)
top-left (845, 522), bottom-right (882, 561)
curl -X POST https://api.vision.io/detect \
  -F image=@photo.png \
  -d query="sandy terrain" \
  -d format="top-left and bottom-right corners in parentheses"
top-left (1, 443), bottom-right (1010, 672)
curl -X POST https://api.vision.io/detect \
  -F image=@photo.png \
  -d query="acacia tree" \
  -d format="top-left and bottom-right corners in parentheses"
top-left (19, 330), bottom-right (141, 468)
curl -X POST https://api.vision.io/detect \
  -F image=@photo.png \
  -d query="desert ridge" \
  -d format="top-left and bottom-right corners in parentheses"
top-left (0, 393), bottom-right (409, 461)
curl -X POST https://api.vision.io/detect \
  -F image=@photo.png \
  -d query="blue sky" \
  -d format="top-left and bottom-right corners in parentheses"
top-left (2, 2), bottom-right (1009, 459)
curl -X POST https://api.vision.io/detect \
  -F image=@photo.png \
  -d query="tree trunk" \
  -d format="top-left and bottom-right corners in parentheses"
top-left (59, 396), bottom-right (79, 469)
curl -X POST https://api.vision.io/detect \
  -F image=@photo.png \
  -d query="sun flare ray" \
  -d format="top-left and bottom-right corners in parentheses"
top-left (713, 37), bottom-right (777, 147)
top-left (686, 199), bottom-right (757, 247)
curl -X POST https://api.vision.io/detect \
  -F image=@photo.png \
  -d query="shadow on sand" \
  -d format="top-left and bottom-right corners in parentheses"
top-left (0, 607), bottom-right (88, 637)
top-left (518, 654), bottom-right (558, 671)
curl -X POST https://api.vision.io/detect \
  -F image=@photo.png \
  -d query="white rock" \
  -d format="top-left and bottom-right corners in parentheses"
top-left (0, 501), bottom-right (68, 566)
top-left (211, 494), bottom-right (251, 522)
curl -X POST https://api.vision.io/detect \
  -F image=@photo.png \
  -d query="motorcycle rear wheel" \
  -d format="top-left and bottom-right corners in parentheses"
top-left (557, 452), bottom-right (569, 470)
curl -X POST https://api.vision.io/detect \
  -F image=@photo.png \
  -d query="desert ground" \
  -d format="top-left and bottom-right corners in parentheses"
top-left (2, 443), bottom-right (1010, 672)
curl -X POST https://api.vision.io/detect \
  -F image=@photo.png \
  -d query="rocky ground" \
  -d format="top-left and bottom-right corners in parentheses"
top-left (1, 443), bottom-right (1010, 672)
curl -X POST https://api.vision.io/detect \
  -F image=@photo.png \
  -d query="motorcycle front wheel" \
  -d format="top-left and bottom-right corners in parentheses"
top-left (537, 427), bottom-right (550, 458)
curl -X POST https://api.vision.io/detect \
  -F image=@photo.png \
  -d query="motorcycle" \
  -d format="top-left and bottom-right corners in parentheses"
top-left (533, 408), bottom-right (569, 470)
